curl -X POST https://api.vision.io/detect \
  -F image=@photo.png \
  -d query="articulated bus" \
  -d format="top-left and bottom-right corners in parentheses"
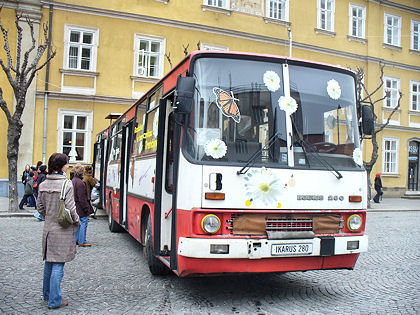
top-left (93, 51), bottom-right (373, 277)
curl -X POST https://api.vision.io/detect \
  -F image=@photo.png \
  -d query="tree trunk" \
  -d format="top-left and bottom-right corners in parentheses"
top-left (7, 119), bottom-right (23, 212)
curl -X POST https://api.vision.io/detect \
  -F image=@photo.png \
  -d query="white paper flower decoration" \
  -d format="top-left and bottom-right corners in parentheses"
top-left (353, 148), bottom-right (363, 166)
top-left (204, 138), bottom-right (227, 159)
top-left (263, 71), bottom-right (281, 92)
top-left (278, 96), bottom-right (298, 115)
top-left (153, 109), bottom-right (159, 137)
top-left (327, 79), bottom-right (341, 100)
top-left (243, 167), bottom-right (283, 205)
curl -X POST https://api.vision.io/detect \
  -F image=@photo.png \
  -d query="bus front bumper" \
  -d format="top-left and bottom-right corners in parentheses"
top-left (178, 235), bottom-right (368, 259)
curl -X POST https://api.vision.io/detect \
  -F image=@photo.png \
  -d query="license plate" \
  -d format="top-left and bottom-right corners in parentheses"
top-left (271, 243), bottom-right (313, 256)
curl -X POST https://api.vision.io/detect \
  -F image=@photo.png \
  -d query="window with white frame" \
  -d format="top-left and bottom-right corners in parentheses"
top-left (135, 35), bottom-right (165, 78)
top-left (411, 81), bottom-right (420, 111)
top-left (384, 13), bottom-right (401, 46)
top-left (58, 110), bottom-right (93, 162)
top-left (384, 77), bottom-right (400, 108)
top-left (349, 4), bottom-right (365, 38)
top-left (267, 0), bottom-right (289, 21)
top-left (317, 0), bottom-right (335, 31)
top-left (205, 0), bottom-right (229, 9)
top-left (382, 137), bottom-right (398, 174)
top-left (64, 26), bottom-right (98, 71)
top-left (412, 20), bottom-right (419, 51)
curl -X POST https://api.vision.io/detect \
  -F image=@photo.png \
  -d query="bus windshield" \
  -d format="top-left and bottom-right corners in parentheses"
top-left (183, 57), bottom-right (361, 170)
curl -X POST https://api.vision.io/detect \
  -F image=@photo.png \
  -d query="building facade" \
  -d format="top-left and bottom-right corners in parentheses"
top-left (0, 0), bottom-right (419, 197)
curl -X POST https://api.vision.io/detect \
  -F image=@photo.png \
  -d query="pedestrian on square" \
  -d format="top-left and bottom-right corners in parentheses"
top-left (21, 164), bottom-right (31, 185)
top-left (83, 165), bottom-right (97, 202)
top-left (72, 163), bottom-right (94, 247)
top-left (31, 166), bottom-right (39, 205)
top-left (34, 165), bottom-right (48, 221)
top-left (373, 173), bottom-right (383, 203)
top-left (37, 153), bottom-right (80, 310)
top-left (19, 171), bottom-right (35, 210)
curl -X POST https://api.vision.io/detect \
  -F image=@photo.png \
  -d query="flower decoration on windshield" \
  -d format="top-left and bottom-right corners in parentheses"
top-left (153, 109), bottom-right (159, 137)
top-left (243, 167), bottom-right (283, 206)
top-left (263, 70), bottom-right (281, 92)
top-left (204, 138), bottom-right (227, 159)
top-left (352, 148), bottom-right (363, 167)
top-left (327, 79), bottom-right (341, 100)
top-left (278, 96), bottom-right (298, 115)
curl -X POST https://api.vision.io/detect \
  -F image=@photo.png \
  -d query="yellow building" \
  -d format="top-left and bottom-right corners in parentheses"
top-left (0, 0), bottom-right (419, 197)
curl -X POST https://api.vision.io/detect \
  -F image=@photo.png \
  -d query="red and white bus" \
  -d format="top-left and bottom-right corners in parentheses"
top-left (94, 51), bottom-right (373, 277)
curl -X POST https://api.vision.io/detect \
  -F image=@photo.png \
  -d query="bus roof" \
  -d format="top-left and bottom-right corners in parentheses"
top-left (104, 50), bottom-right (352, 126)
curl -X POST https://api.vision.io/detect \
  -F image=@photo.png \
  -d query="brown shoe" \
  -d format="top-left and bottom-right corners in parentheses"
top-left (48, 299), bottom-right (68, 309)
top-left (78, 243), bottom-right (92, 247)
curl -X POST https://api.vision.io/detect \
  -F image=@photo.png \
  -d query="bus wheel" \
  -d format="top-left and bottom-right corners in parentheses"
top-left (144, 216), bottom-right (170, 275)
top-left (108, 198), bottom-right (122, 232)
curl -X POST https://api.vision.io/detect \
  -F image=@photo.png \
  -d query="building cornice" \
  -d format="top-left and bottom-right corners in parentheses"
top-left (41, 1), bottom-right (420, 73)
top-left (367, 0), bottom-right (420, 15)
top-left (382, 124), bottom-right (420, 133)
top-left (3, 0), bottom-right (42, 22)
top-left (36, 91), bottom-right (136, 105)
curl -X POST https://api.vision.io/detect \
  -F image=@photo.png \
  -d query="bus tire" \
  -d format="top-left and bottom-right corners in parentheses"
top-left (108, 198), bottom-right (122, 232)
top-left (145, 215), bottom-right (170, 275)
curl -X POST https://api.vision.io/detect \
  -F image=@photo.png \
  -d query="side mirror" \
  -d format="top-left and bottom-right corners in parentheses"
top-left (362, 105), bottom-right (374, 135)
top-left (174, 76), bottom-right (195, 114)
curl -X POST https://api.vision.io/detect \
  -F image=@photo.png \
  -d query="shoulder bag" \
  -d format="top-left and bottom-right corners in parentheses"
top-left (57, 180), bottom-right (73, 228)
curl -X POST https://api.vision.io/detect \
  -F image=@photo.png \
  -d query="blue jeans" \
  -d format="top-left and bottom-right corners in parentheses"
top-left (43, 262), bottom-right (65, 308)
top-left (75, 216), bottom-right (88, 244)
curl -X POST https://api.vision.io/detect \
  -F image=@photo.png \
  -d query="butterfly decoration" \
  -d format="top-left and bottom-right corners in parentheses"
top-left (213, 87), bottom-right (241, 123)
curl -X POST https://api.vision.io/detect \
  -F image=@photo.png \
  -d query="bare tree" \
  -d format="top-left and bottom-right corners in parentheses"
top-left (355, 64), bottom-right (402, 206)
top-left (0, 8), bottom-right (56, 211)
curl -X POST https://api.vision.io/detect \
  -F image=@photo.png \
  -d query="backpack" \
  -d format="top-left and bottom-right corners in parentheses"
top-left (57, 180), bottom-right (73, 228)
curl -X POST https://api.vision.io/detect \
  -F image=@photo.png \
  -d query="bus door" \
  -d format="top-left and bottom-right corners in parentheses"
top-left (154, 98), bottom-right (175, 260)
top-left (120, 120), bottom-right (133, 229)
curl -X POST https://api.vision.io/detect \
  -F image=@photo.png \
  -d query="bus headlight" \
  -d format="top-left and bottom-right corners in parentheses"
top-left (201, 214), bottom-right (221, 234)
top-left (347, 214), bottom-right (362, 232)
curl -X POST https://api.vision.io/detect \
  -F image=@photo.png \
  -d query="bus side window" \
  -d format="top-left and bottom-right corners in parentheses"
top-left (134, 103), bottom-right (146, 157)
top-left (143, 107), bottom-right (159, 155)
top-left (165, 113), bottom-right (174, 192)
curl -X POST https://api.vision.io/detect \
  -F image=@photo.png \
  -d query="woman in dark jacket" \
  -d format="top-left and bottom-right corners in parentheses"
top-left (72, 163), bottom-right (93, 247)
top-left (373, 173), bottom-right (383, 203)
top-left (37, 153), bottom-right (80, 309)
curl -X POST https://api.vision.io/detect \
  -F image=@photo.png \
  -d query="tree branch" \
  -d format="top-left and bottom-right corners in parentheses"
top-left (0, 88), bottom-right (12, 122)
top-left (361, 63), bottom-right (385, 103)
top-left (375, 91), bottom-right (402, 134)
top-left (20, 15), bottom-right (37, 77)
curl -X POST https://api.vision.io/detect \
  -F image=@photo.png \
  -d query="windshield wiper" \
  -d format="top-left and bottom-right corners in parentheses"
top-left (237, 131), bottom-right (281, 175)
top-left (291, 117), bottom-right (343, 180)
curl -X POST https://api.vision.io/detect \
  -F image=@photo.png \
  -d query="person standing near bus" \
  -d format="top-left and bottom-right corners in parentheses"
top-left (37, 153), bottom-right (80, 309)
top-left (373, 173), bottom-right (383, 203)
top-left (72, 164), bottom-right (93, 247)
top-left (83, 165), bottom-right (97, 202)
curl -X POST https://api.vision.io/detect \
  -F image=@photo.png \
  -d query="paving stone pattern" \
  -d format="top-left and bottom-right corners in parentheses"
top-left (0, 211), bottom-right (418, 314)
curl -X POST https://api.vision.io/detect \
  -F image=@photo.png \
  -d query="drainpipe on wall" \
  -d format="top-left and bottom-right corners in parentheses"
top-left (42, 4), bottom-right (53, 164)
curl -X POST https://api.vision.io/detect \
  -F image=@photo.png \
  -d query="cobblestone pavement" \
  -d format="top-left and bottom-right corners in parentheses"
top-left (0, 211), bottom-right (419, 314)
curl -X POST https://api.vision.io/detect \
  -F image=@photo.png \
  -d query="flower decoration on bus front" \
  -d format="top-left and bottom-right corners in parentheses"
top-left (278, 96), bottom-right (298, 115)
top-left (243, 167), bottom-right (283, 205)
top-left (263, 70), bottom-right (280, 92)
top-left (352, 147), bottom-right (363, 167)
top-left (153, 109), bottom-right (159, 138)
top-left (204, 138), bottom-right (227, 159)
top-left (327, 79), bottom-right (341, 100)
